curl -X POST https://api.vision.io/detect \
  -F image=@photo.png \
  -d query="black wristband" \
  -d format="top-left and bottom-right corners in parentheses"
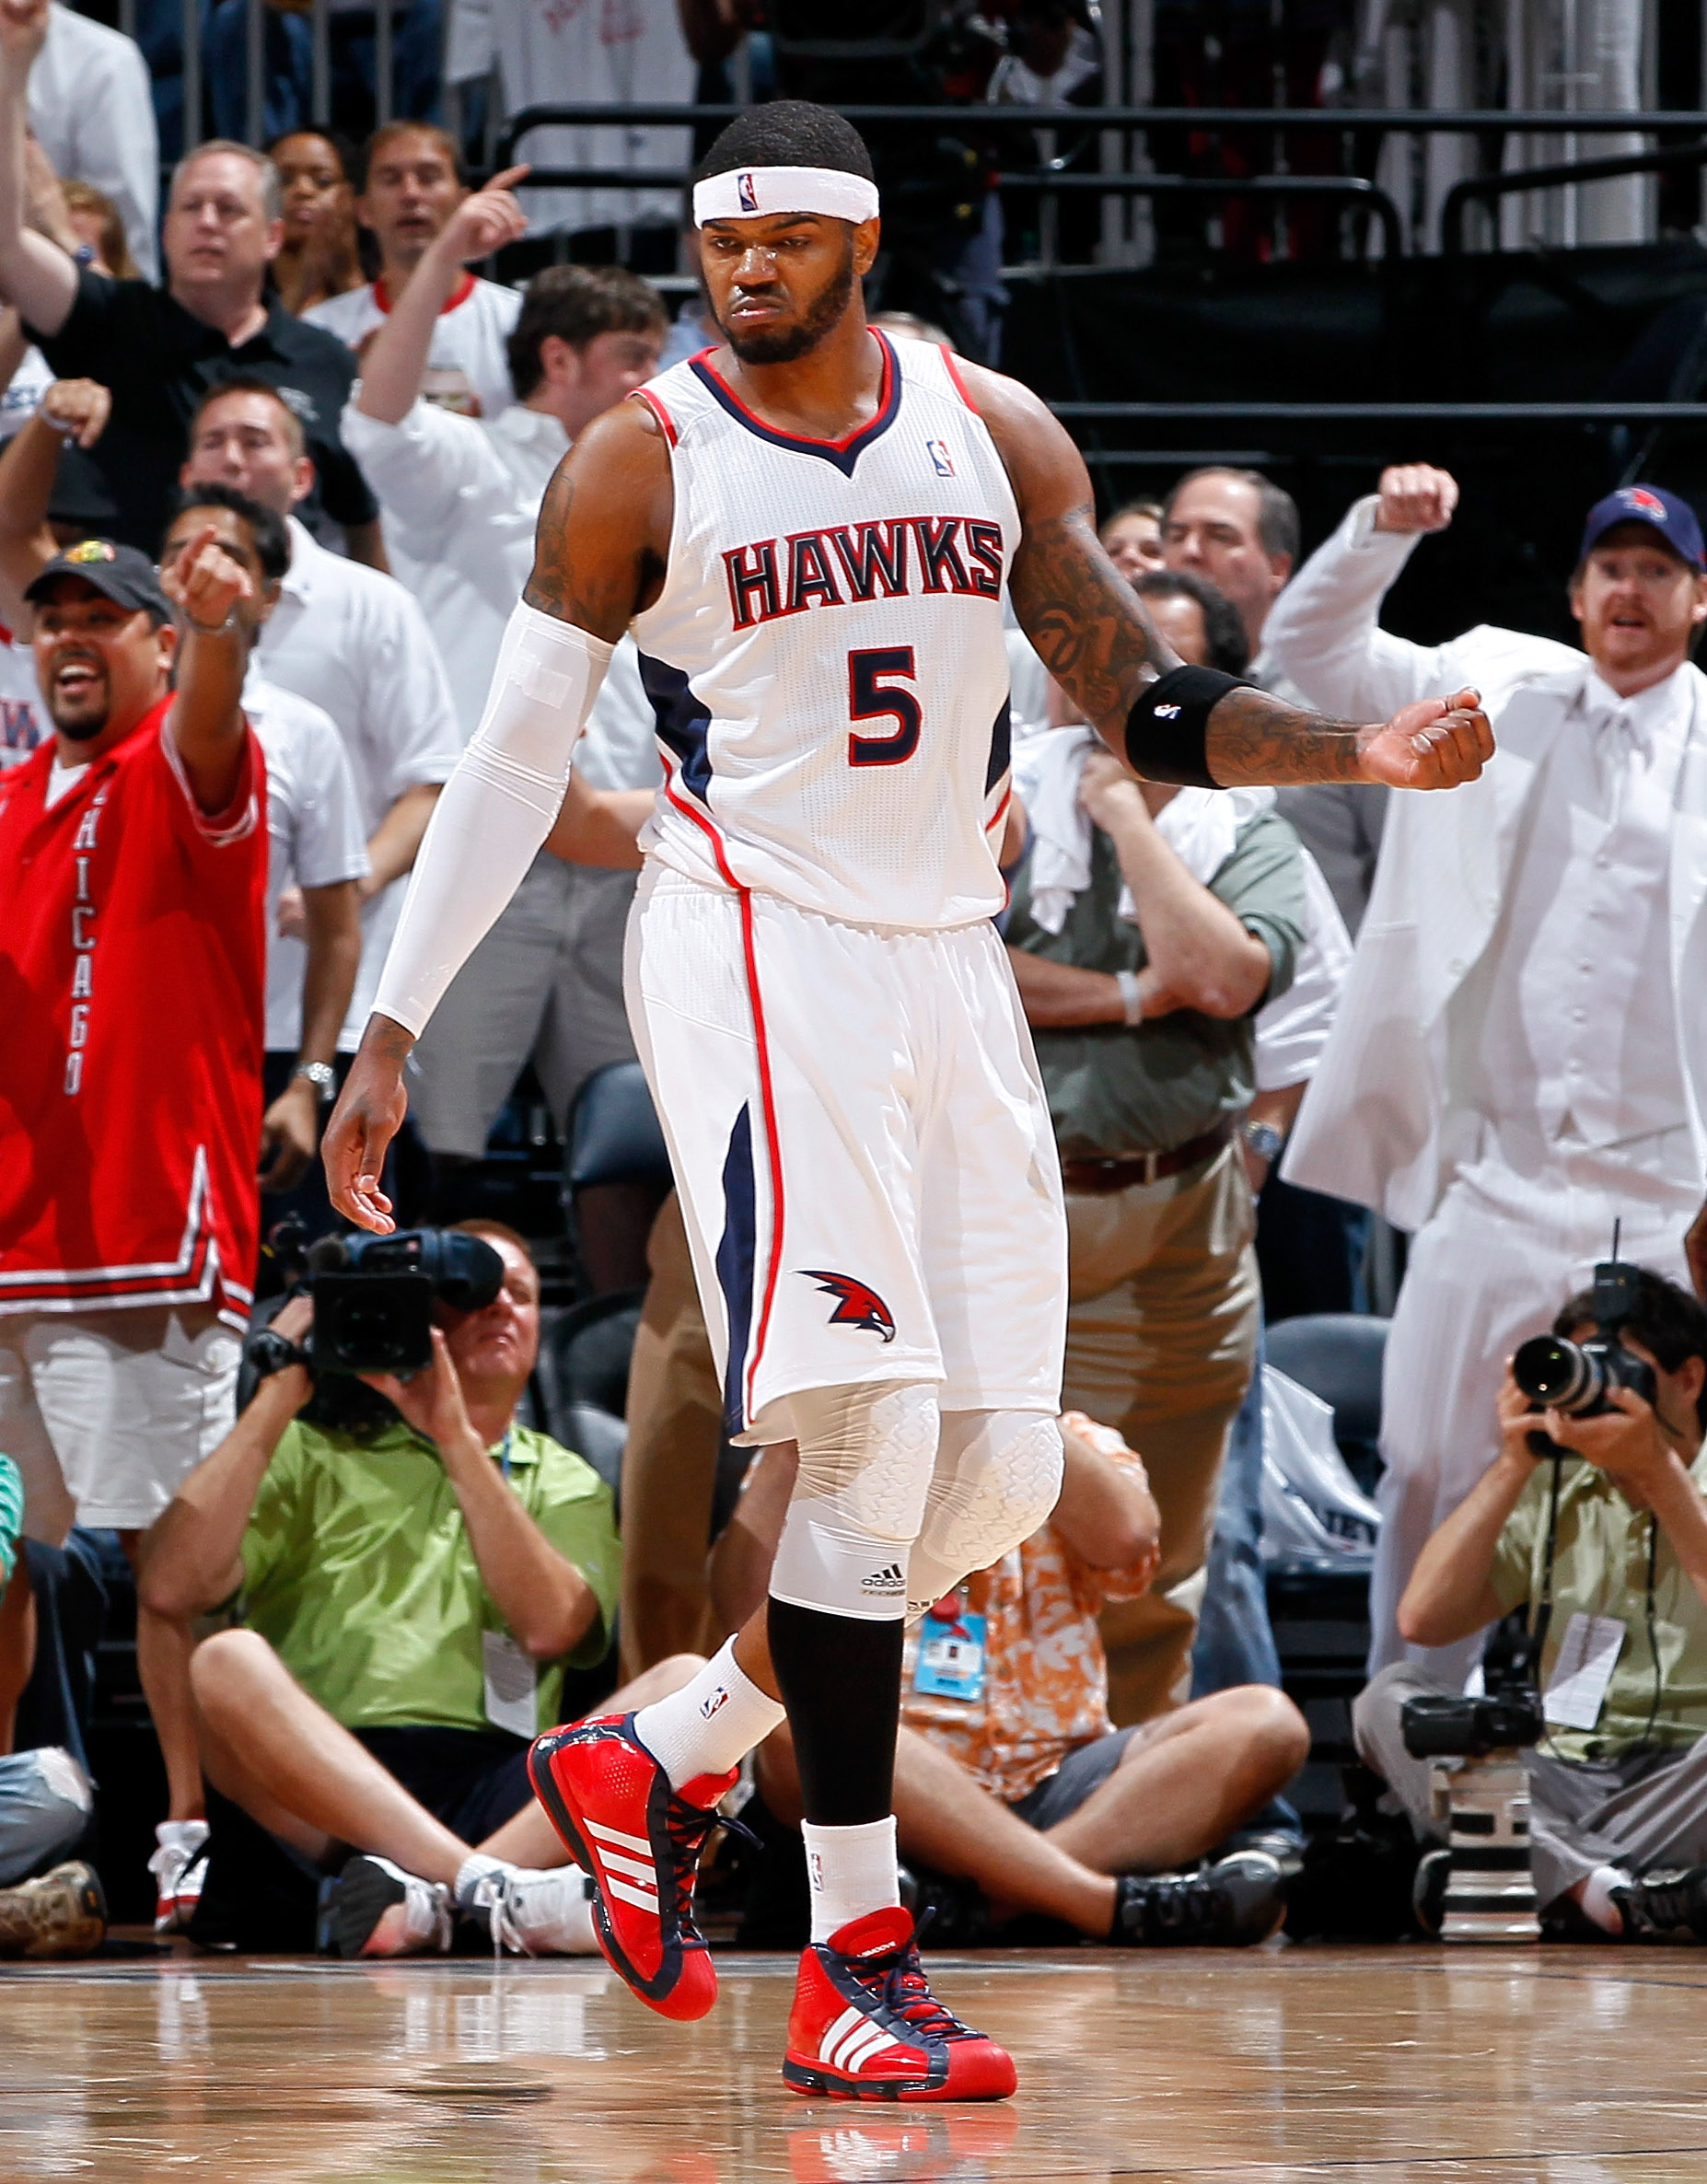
top-left (1123, 665), bottom-right (1248, 787)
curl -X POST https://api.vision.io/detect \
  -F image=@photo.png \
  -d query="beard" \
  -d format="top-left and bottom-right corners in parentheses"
top-left (47, 690), bottom-right (110, 741)
top-left (718, 237), bottom-right (857, 365)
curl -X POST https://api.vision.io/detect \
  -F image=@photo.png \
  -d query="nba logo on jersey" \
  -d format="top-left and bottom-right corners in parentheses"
top-left (926, 437), bottom-right (956, 478)
top-left (737, 170), bottom-right (759, 214)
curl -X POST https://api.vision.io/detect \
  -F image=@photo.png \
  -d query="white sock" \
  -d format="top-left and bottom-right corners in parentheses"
top-left (1580, 1864), bottom-right (1632, 1934)
top-left (802, 1816), bottom-right (900, 1945)
top-left (453, 1852), bottom-right (505, 1908)
top-left (632, 1639), bottom-right (785, 1789)
top-left (157, 1818), bottom-right (209, 1853)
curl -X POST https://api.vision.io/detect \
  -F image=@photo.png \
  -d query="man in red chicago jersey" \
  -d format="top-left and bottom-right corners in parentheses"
top-left (0, 526), bottom-right (263, 1899)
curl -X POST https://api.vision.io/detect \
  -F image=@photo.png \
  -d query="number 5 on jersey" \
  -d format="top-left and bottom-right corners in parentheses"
top-left (848, 646), bottom-right (920, 767)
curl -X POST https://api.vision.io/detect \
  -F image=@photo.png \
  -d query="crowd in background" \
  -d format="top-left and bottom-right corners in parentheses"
top-left (6, 0), bottom-right (1707, 1964)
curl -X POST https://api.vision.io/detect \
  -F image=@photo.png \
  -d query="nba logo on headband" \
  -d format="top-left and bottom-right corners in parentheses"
top-left (737, 172), bottom-right (759, 214)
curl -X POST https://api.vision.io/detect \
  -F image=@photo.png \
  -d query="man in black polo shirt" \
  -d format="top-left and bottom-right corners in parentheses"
top-left (0, 0), bottom-right (381, 565)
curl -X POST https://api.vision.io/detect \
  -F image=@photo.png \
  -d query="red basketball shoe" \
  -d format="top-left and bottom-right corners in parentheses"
top-left (783, 1907), bottom-right (1017, 2102)
top-left (528, 1714), bottom-right (737, 2022)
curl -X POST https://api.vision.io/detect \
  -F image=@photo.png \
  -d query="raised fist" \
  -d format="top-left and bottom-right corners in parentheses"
top-left (40, 378), bottom-right (110, 449)
top-left (1373, 463), bottom-right (1458, 538)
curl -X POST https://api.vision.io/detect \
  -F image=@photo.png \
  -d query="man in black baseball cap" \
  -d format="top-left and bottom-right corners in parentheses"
top-left (24, 538), bottom-right (173, 628)
top-left (24, 539), bottom-right (180, 754)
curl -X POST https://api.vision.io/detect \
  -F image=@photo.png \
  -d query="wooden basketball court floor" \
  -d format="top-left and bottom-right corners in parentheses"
top-left (5, 1945), bottom-right (1707, 2182)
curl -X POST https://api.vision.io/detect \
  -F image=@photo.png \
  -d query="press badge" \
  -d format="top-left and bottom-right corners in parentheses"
top-left (1543, 1611), bottom-right (1626, 1732)
top-left (913, 1610), bottom-right (988, 1702)
top-left (482, 1630), bottom-right (538, 1738)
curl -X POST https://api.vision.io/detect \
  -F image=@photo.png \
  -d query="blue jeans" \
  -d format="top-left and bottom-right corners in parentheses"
top-left (0, 1748), bottom-right (92, 1886)
top-left (1190, 1332), bottom-right (1282, 1695)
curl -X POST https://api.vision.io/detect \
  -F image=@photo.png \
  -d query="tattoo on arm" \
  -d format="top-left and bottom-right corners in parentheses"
top-left (1204, 689), bottom-right (1366, 788)
top-left (1009, 499), bottom-right (1173, 721)
top-left (1009, 495), bottom-right (1368, 787)
top-left (522, 464), bottom-right (581, 621)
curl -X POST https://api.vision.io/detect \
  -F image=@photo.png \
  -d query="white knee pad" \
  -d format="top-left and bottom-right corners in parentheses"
top-left (906, 1409), bottom-right (1063, 1616)
top-left (769, 1380), bottom-right (939, 1621)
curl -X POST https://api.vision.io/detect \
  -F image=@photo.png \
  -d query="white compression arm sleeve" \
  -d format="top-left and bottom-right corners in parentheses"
top-left (371, 601), bottom-right (615, 1038)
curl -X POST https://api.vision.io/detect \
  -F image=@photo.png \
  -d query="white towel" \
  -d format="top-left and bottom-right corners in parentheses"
top-left (1011, 725), bottom-right (1273, 934)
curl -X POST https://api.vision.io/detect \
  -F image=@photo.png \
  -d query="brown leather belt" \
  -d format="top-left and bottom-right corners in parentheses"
top-left (1061, 1116), bottom-right (1236, 1195)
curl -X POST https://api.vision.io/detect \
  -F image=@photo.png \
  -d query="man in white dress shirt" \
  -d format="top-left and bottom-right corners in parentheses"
top-left (343, 173), bottom-right (666, 1179)
top-left (179, 378), bottom-right (461, 1058)
top-left (304, 123), bottom-right (521, 425)
top-left (1278, 479), bottom-right (1707, 1680)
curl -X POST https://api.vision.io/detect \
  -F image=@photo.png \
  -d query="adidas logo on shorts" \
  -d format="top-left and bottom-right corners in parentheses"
top-left (860, 1562), bottom-right (906, 1595)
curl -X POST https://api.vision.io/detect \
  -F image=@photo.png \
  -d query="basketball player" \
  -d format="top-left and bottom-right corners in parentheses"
top-left (325, 105), bottom-right (1492, 2100)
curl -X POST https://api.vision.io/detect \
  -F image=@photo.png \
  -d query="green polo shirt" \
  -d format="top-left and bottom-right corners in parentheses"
top-left (1005, 807), bottom-right (1307, 1159)
top-left (238, 1418), bottom-right (620, 1736)
top-left (1490, 1446), bottom-right (1707, 1760)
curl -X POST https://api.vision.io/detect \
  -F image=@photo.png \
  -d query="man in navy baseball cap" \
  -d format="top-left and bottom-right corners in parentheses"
top-left (1578, 482), bottom-right (1707, 572)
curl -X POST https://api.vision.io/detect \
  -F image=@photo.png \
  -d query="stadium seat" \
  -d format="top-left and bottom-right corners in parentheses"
top-left (561, 1398), bottom-right (626, 1502)
top-left (1265, 1313), bottom-right (1389, 1493)
top-left (563, 1063), bottom-right (673, 1296)
top-left (1262, 1316), bottom-right (1390, 1819)
top-left (530, 1287), bottom-right (646, 1427)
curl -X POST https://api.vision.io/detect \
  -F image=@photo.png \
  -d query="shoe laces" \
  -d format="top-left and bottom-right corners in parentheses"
top-left (472, 1870), bottom-right (528, 1959)
top-left (662, 1793), bottom-right (759, 1946)
top-left (844, 1935), bottom-right (974, 2048)
top-left (1136, 1869), bottom-right (1224, 1939)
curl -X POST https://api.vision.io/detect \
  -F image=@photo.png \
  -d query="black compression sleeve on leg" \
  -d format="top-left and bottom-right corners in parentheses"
top-left (1124, 664), bottom-right (1248, 787)
top-left (767, 1596), bottom-right (903, 1828)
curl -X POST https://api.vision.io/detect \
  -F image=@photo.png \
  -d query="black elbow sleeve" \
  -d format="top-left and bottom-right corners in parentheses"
top-left (1123, 664), bottom-right (1248, 787)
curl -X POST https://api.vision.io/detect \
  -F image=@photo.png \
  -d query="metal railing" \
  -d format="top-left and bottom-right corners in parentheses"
top-left (158, 34), bottom-right (1707, 264)
top-left (1441, 140), bottom-right (1707, 257)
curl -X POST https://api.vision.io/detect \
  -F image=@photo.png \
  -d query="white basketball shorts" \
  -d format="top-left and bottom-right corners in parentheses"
top-left (625, 864), bottom-right (1067, 1439)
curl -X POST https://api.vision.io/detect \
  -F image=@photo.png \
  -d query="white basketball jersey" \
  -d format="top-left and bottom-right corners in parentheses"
top-left (630, 331), bottom-right (1019, 929)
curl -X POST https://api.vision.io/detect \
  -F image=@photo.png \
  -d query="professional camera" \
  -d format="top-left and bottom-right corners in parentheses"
top-left (258, 1223), bottom-right (505, 1377)
top-left (1511, 1257), bottom-right (1657, 1419)
top-left (1400, 1616), bottom-right (1545, 1760)
top-left (1399, 1687), bottom-right (1545, 1760)
top-left (1401, 1615), bottom-right (1543, 1942)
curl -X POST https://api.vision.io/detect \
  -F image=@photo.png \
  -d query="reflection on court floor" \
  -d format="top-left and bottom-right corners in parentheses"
top-left (2, 1946), bottom-right (1705, 2180)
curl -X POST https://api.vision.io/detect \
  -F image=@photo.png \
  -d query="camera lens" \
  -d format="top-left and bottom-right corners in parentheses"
top-left (1511, 1334), bottom-right (1605, 1415)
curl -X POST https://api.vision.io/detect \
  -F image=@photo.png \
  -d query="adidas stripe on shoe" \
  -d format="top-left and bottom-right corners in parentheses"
top-left (528, 1713), bottom-right (737, 2022)
top-left (783, 1906), bottom-right (1016, 2103)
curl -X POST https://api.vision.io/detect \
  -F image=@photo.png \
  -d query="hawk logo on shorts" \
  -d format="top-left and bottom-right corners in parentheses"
top-left (799, 1270), bottom-right (896, 1343)
top-left (737, 170), bottom-right (760, 214)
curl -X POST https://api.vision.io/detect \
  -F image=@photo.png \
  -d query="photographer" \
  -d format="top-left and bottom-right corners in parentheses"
top-left (139, 1222), bottom-right (691, 1956)
top-left (1355, 1267), bottom-right (1707, 1940)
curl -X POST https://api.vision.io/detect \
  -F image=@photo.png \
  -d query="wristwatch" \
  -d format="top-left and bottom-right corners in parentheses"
top-left (292, 1060), bottom-right (337, 1102)
top-left (1240, 1118), bottom-right (1285, 1165)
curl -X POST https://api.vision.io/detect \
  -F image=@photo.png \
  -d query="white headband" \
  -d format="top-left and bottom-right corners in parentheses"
top-left (693, 165), bottom-right (880, 228)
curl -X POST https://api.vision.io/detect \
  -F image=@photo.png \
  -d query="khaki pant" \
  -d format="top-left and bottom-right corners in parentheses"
top-left (1062, 1144), bottom-right (1260, 1725)
top-left (617, 1194), bottom-right (726, 1679)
